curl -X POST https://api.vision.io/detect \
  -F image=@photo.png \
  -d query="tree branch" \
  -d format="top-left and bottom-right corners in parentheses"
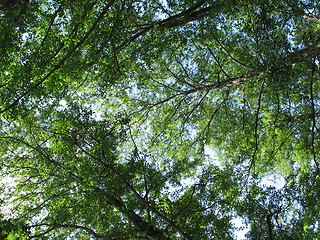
top-left (0, 0), bottom-right (116, 114)
top-left (250, 80), bottom-right (266, 173)
top-left (99, 155), bottom-right (191, 239)
top-left (147, 71), bottom-right (265, 108)
top-left (144, 42), bottom-right (320, 109)
top-left (117, 0), bottom-right (212, 50)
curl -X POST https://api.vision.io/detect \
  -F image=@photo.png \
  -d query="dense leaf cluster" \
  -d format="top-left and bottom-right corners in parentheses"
top-left (0, 0), bottom-right (319, 239)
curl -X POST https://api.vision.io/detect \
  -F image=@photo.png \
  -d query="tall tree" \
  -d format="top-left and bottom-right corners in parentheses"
top-left (0, 0), bottom-right (319, 239)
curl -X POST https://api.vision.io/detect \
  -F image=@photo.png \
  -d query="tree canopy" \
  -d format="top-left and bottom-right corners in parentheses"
top-left (0, 0), bottom-right (319, 239)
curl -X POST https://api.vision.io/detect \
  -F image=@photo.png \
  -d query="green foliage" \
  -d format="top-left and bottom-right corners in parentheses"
top-left (0, 0), bottom-right (319, 239)
top-left (0, 215), bottom-right (29, 239)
